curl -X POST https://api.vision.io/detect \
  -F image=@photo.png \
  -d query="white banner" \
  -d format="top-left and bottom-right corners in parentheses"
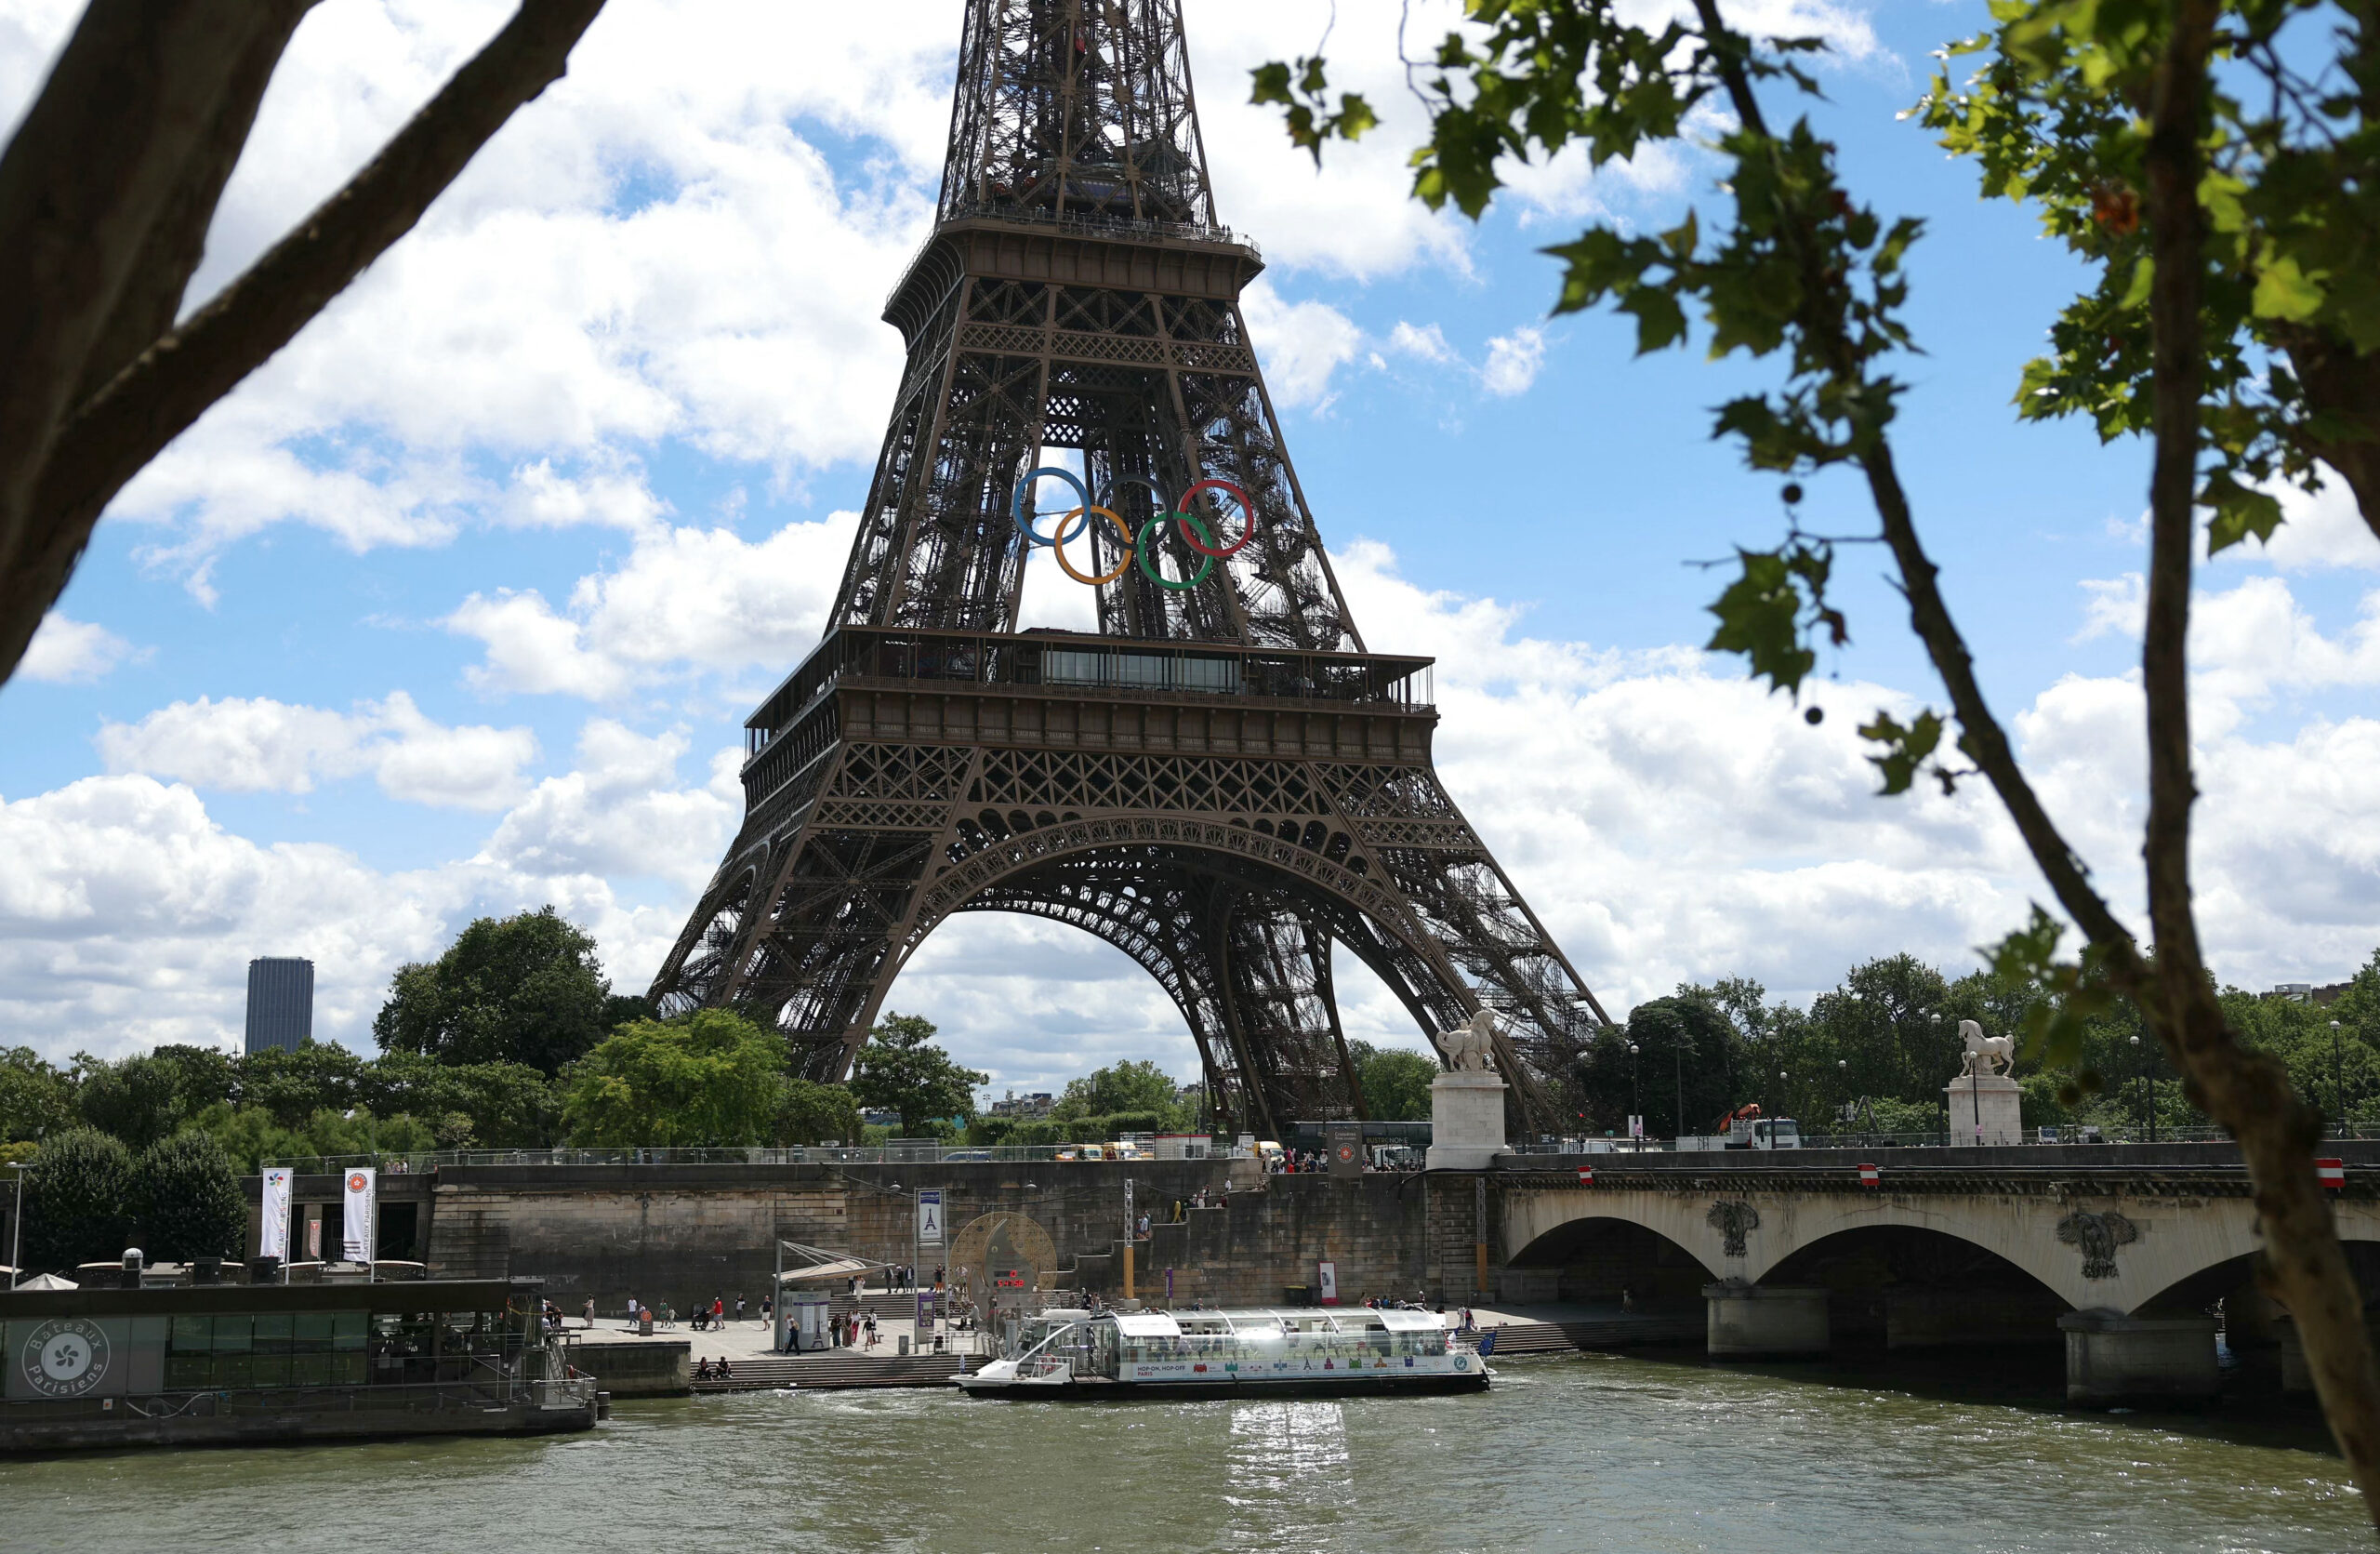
top-left (916, 1189), bottom-right (944, 1247)
top-left (258, 1168), bottom-right (291, 1262)
top-left (340, 1168), bottom-right (377, 1263)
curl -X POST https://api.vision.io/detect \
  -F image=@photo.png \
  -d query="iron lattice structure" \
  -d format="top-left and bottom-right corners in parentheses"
top-left (650, 0), bottom-right (1611, 1137)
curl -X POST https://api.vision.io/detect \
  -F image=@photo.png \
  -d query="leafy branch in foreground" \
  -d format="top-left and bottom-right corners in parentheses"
top-left (1257, 0), bottom-right (2380, 1521)
top-left (1919, 0), bottom-right (2380, 547)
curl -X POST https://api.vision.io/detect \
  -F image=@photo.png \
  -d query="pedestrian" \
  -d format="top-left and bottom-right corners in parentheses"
top-left (583, 1297), bottom-right (595, 1329)
top-left (626, 1294), bottom-right (637, 1328)
top-left (736, 1294), bottom-right (747, 1324)
top-left (761, 1295), bottom-right (773, 1329)
top-left (934, 1265), bottom-right (945, 1287)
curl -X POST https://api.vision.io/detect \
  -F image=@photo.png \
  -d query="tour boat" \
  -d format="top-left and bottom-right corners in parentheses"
top-left (953, 1306), bottom-right (1489, 1397)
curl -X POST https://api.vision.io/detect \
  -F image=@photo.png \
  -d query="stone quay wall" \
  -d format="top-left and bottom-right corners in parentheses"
top-left (247, 1162), bottom-right (1481, 1313)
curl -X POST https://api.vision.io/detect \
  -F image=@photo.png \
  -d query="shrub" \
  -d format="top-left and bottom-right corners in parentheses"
top-left (131, 1132), bottom-right (245, 1262)
top-left (25, 1128), bottom-right (132, 1272)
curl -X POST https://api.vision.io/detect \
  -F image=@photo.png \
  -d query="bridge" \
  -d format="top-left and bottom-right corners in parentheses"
top-left (1478, 1142), bottom-right (2380, 1401)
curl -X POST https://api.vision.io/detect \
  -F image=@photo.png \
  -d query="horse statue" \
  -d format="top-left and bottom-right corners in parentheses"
top-left (1959, 1018), bottom-right (2015, 1078)
top-left (1435, 1010), bottom-right (1500, 1073)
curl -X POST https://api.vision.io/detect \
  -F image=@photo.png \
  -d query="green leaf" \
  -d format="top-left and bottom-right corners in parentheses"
top-left (2251, 253), bottom-right (2324, 323)
top-left (1857, 709), bottom-right (1945, 796)
top-left (2202, 471), bottom-right (2285, 553)
top-left (1620, 288), bottom-right (1689, 352)
top-left (1706, 549), bottom-right (1818, 694)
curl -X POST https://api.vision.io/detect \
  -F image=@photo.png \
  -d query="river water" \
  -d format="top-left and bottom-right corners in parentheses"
top-left (2, 1353), bottom-right (2366, 1553)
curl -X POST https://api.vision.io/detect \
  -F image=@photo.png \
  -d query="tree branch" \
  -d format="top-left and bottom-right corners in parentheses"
top-left (0, 0), bottom-right (288, 549)
top-left (0, 0), bottom-right (612, 685)
top-left (72, 1), bottom-right (324, 409)
top-left (1690, 0), bottom-right (2144, 977)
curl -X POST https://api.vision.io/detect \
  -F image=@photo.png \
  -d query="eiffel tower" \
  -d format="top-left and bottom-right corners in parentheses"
top-left (649, 0), bottom-right (1611, 1137)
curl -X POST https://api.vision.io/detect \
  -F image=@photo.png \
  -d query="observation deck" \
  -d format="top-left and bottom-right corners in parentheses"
top-left (737, 626), bottom-right (1436, 814)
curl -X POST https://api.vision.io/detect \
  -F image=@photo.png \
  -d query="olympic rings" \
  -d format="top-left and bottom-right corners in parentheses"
top-left (1012, 466), bottom-right (1091, 548)
top-left (1138, 512), bottom-right (1217, 591)
top-left (1175, 478), bottom-right (1255, 559)
top-left (1097, 473), bottom-right (1172, 516)
top-left (1052, 506), bottom-right (1135, 586)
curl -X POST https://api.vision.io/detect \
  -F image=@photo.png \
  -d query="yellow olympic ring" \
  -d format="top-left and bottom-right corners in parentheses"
top-left (1051, 506), bottom-right (1135, 586)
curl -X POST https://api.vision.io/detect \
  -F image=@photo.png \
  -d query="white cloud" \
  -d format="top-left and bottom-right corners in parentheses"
top-left (1387, 323), bottom-right (1459, 365)
top-left (2219, 467), bottom-right (2379, 573)
top-left (1482, 326), bottom-right (1547, 396)
top-left (12, 543), bottom-right (2380, 1068)
top-left (1239, 281), bottom-right (1365, 409)
top-left (446, 512), bottom-right (858, 697)
top-left (2073, 573), bottom-right (2145, 644)
top-left (96, 692), bottom-right (538, 811)
top-left (18, 614), bottom-right (138, 684)
top-left (0, 712), bottom-right (740, 1055)
top-left (482, 721), bottom-right (739, 893)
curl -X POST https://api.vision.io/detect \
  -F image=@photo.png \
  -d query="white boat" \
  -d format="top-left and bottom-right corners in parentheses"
top-left (954, 1306), bottom-right (1489, 1397)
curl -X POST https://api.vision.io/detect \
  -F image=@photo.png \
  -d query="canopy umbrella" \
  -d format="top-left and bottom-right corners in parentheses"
top-left (14, 1272), bottom-right (77, 1290)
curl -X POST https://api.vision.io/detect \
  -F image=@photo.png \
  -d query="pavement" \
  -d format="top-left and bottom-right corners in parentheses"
top-left (562, 1294), bottom-right (985, 1362)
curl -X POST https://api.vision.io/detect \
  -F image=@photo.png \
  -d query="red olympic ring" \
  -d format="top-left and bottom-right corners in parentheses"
top-left (1175, 479), bottom-right (1255, 559)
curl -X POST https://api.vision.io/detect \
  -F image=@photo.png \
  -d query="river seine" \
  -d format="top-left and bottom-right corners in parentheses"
top-left (2, 1353), bottom-right (2365, 1552)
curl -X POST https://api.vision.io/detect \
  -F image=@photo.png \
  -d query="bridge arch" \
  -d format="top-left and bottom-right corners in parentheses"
top-left (1500, 1185), bottom-right (2380, 1319)
top-left (1504, 1215), bottom-right (1723, 1308)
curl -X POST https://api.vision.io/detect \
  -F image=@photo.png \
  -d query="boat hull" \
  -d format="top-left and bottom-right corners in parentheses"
top-left (954, 1370), bottom-right (1491, 1400)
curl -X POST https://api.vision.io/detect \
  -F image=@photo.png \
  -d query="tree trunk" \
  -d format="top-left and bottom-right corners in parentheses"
top-left (2142, 0), bottom-right (2380, 1528)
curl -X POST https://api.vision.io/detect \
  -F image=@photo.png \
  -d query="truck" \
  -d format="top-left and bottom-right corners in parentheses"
top-left (1674, 1104), bottom-right (1802, 1152)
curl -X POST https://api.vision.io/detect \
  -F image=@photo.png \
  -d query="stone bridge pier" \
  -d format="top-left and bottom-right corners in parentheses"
top-left (1487, 1147), bottom-right (2380, 1404)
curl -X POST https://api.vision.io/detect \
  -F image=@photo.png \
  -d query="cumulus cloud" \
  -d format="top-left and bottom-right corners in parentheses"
top-left (1481, 326), bottom-right (1548, 396)
top-left (19, 614), bottom-right (139, 684)
top-left (445, 512), bottom-right (858, 697)
top-left (0, 714), bottom-right (739, 1056)
top-left (1238, 281), bottom-right (1366, 410)
top-left (482, 721), bottom-right (739, 893)
top-left (96, 692), bottom-right (538, 810)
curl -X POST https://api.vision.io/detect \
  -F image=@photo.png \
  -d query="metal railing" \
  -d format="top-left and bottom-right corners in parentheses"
top-left (263, 1143), bottom-right (1251, 1173)
top-left (1515, 1122), bottom-right (2380, 1153)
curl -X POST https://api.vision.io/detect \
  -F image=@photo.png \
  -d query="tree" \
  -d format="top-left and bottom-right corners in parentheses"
top-left (848, 1015), bottom-right (988, 1136)
top-left (374, 908), bottom-right (615, 1075)
top-left (129, 1131), bottom-right (244, 1262)
top-left (76, 1052), bottom-right (185, 1149)
top-left (24, 1127), bottom-right (131, 1272)
top-left (355, 1054), bottom-right (558, 1149)
top-left (1921, 4), bottom-right (2380, 543)
top-left (0, 0), bottom-right (612, 688)
top-left (0, 1046), bottom-right (75, 1144)
top-left (239, 1041), bottom-right (364, 1128)
top-left (777, 1078), bottom-right (863, 1148)
top-left (1261, 1), bottom-right (2380, 1505)
top-left (559, 1011), bottom-right (784, 1148)
top-left (1053, 1060), bottom-right (1185, 1125)
top-left (1351, 1043), bottom-right (1437, 1122)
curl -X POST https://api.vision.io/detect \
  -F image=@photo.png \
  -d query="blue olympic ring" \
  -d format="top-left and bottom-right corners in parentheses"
top-left (1011, 466), bottom-right (1091, 548)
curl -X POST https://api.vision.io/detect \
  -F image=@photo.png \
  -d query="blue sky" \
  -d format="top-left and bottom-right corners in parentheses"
top-left (4, 0), bottom-right (2376, 1096)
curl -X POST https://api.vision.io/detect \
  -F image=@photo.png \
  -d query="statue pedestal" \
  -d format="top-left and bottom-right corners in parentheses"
top-left (1427, 1070), bottom-right (1511, 1171)
top-left (1944, 1072), bottom-right (2023, 1145)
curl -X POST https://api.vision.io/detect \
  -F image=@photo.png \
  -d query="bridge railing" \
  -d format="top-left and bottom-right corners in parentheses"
top-left (1527, 1121), bottom-right (2380, 1153)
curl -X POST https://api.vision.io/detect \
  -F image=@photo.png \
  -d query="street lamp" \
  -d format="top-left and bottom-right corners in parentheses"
top-left (7, 1162), bottom-right (23, 1288)
top-left (2142, 1028), bottom-right (2161, 1137)
top-left (2334, 1019), bottom-right (2347, 1136)
top-left (1628, 1043), bottom-right (1642, 1139)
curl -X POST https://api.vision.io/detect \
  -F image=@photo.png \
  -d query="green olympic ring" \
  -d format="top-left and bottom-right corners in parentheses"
top-left (1137, 512), bottom-right (1216, 591)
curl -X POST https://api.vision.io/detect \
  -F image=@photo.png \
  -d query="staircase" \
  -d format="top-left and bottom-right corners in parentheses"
top-left (691, 1351), bottom-right (962, 1392)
